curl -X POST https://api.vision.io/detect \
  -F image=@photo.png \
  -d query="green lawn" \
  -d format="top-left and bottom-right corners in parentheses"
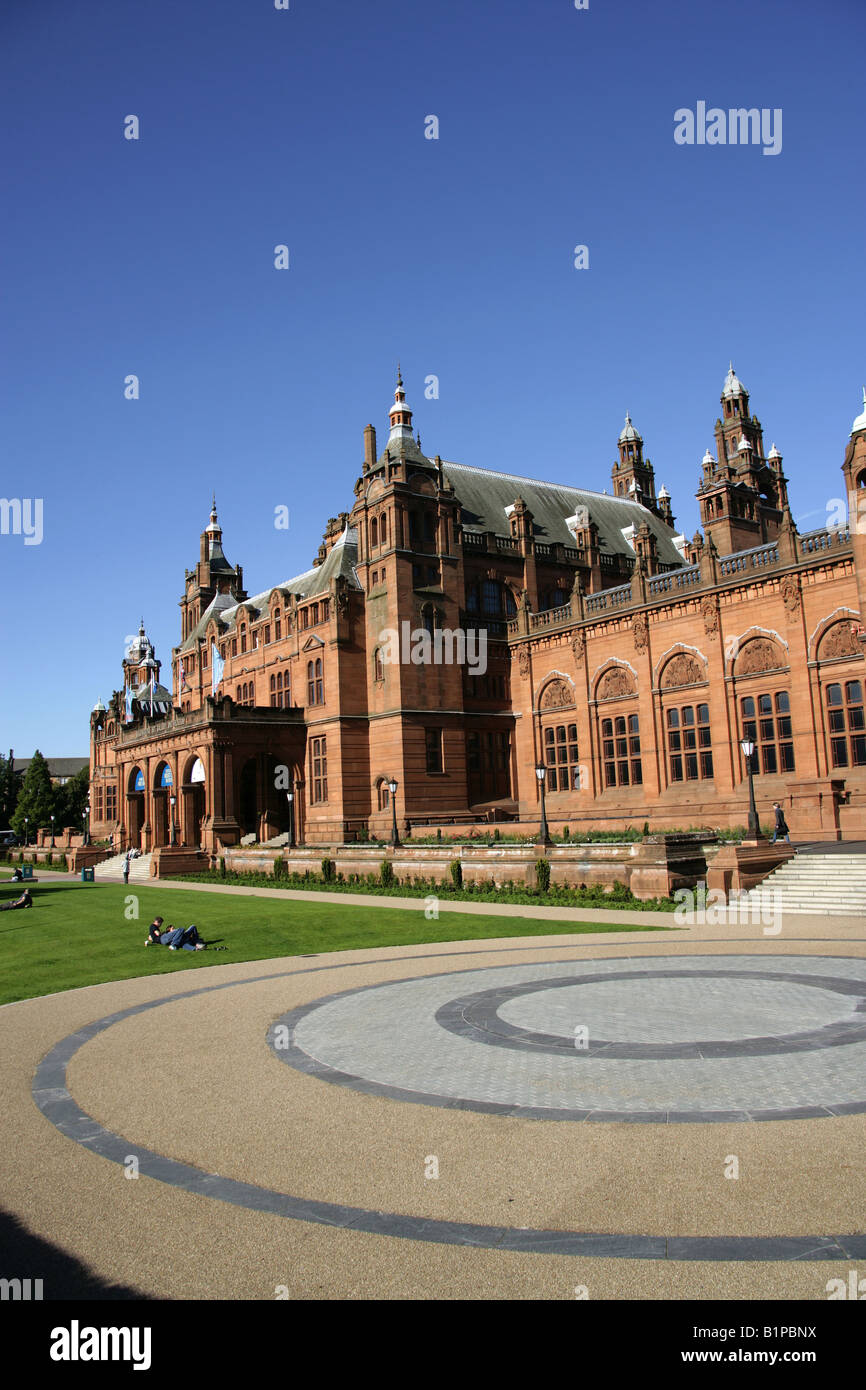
top-left (0, 879), bottom-right (669, 1006)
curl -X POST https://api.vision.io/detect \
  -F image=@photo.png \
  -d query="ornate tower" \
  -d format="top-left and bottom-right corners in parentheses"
top-left (179, 498), bottom-right (247, 641)
top-left (842, 388), bottom-right (866, 649)
top-left (697, 365), bottom-right (791, 554)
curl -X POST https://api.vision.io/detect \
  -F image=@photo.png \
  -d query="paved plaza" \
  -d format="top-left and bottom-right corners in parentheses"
top-left (3, 902), bottom-right (866, 1299)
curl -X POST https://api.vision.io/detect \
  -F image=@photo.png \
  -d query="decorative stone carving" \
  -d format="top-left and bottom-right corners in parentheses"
top-left (781, 575), bottom-right (800, 615)
top-left (633, 614), bottom-right (648, 653)
top-left (597, 667), bottom-right (636, 701)
top-left (701, 596), bottom-right (719, 636)
top-left (660, 653), bottom-right (704, 689)
top-left (540, 678), bottom-right (574, 710)
top-left (736, 638), bottom-right (784, 675)
top-left (517, 645), bottom-right (530, 678)
top-left (819, 621), bottom-right (861, 661)
top-left (571, 629), bottom-right (585, 662)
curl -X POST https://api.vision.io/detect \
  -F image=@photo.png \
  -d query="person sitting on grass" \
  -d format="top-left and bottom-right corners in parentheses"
top-left (0, 889), bottom-right (33, 911)
top-left (10, 867), bottom-right (23, 882)
top-left (145, 920), bottom-right (205, 951)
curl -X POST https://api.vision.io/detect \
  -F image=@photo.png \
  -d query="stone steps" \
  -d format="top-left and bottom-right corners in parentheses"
top-left (97, 852), bottom-right (153, 882)
top-left (742, 852), bottom-right (866, 915)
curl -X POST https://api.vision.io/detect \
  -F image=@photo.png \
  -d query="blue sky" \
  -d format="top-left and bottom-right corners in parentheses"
top-left (1, 0), bottom-right (864, 757)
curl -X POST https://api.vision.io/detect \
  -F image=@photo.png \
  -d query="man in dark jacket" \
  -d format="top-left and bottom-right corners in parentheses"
top-left (771, 802), bottom-right (791, 843)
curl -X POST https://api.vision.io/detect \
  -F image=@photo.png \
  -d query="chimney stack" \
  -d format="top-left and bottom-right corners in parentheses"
top-left (363, 424), bottom-right (377, 470)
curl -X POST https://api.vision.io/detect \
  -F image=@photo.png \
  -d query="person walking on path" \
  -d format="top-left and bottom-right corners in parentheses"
top-left (122, 852), bottom-right (131, 886)
top-left (771, 802), bottom-right (791, 844)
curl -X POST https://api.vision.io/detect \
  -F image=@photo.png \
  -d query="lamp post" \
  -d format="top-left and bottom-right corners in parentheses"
top-left (388, 777), bottom-right (400, 848)
top-left (535, 762), bottom-right (552, 848)
top-left (24, 817), bottom-right (29, 848)
top-left (739, 738), bottom-right (763, 841)
top-left (50, 814), bottom-right (55, 849)
top-left (169, 794), bottom-right (177, 847)
top-left (83, 804), bottom-right (90, 847)
top-left (286, 790), bottom-right (295, 848)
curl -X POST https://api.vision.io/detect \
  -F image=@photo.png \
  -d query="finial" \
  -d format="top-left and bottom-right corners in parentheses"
top-left (729, 360), bottom-right (734, 373)
top-left (397, 362), bottom-right (402, 388)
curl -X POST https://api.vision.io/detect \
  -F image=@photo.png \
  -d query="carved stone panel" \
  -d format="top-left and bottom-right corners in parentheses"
top-left (540, 678), bottom-right (574, 710)
top-left (818, 621), bottom-right (861, 661)
top-left (660, 653), bottom-right (704, 689)
top-left (781, 575), bottom-right (800, 615)
top-left (735, 638), bottom-right (784, 676)
top-left (597, 667), bottom-right (636, 701)
top-left (571, 629), bottom-right (585, 662)
top-left (701, 596), bottom-right (719, 636)
top-left (632, 614), bottom-right (648, 653)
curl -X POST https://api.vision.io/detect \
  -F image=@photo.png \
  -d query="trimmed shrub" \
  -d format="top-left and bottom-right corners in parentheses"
top-left (379, 860), bottom-right (395, 887)
top-left (273, 856), bottom-right (284, 879)
top-left (321, 857), bottom-right (336, 883)
top-left (449, 858), bottom-right (463, 890)
top-left (219, 857), bottom-right (226, 877)
top-left (535, 858), bottom-right (551, 893)
top-left (562, 826), bottom-right (570, 841)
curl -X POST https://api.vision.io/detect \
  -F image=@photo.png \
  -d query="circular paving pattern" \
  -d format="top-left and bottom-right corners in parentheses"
top-left (29, 951), bottom-right (866, 1264)
top-left (274, 956), bottom-right (866, 1122)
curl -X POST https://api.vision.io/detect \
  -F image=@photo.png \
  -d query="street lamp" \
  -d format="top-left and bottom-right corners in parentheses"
top-left (286, 790), bottom-right (295, 848)
top-left (50, 814), bottom-right (55, 849)
top-left (534, 763), bottom-right (552, 848)
top-left (24, 817), bottom-right (29, 848)
top-left (739, 738), bottom-right (764, 841)
top-left (169, 794), bottom-right (177, 847)
top-left (82, 804), bottom-right (90, 846)
top-left (388, 777), bottom-right (400, 848)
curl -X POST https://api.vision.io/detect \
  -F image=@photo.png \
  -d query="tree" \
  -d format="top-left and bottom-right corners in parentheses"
top-left (54, 767), bottom-right (90, 828)
top-left (0, 754), bottom-right (23, 827)
top-left (11, 751), bottom-right (56, 838)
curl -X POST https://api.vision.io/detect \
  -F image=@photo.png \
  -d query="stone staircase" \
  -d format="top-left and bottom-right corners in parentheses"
top-left (96, 851), bottom-right (153, 882)
top-left (742, 851), bottom-right (866, 916)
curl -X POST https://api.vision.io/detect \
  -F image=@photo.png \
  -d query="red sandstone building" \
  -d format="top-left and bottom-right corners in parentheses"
top-left (89, 368), bottom-right (866, 849)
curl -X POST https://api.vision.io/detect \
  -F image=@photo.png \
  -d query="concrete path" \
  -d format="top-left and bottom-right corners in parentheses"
top-left (2, 894), bottom-right (865, 1300)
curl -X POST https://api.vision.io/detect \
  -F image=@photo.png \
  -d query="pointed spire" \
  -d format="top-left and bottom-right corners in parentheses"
top-left (388, 365), bottom-right (415, 446)
top-left (851, 386), bottom-right (866, 436)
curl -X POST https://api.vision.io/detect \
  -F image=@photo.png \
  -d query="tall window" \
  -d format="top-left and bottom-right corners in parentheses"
top-left (827, 681), bottom-right (866, 767)
top-left (307, 659), bottom-right (324, 705)
top-left (310, 736), bottom-right (328, 803)
top-left (371, 517), bottom-right (378, 548)
top-left (425, 728), bottom-right (443, 774)
top-left (274, 611), bottom-right (281, 641)
top-left (269, 670), bottom-right (289, 707)
top-left (740, 692), bottom-right (794, 774)
top-left (94, 786), bottom-right (104, 819)
top-left (377, 780), bottom-right (390, 810)
top-left (666, 704), bottom-right (713, 781)
top-left (240, 626), bottom-right (247, 654)
top-left (601, 714), bottom-right (642, 787)
top-left (373, 648), bottom-right (384, 682)
top-left (543, 724), bottom-right (581, 791)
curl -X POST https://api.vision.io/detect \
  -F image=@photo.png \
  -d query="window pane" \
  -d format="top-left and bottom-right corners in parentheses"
top-left (827, 684), bottom-right (843, 706)
top-left (741, 697), bottom-right (755, 717)
top-left (759, 694), bottom-right (772, 715)
top-left (761, 745), bottom-right (777, 774)
top-left (847, 682), bottom-right (863, 704)
top-left (775, 691), bottom-right (790, 713)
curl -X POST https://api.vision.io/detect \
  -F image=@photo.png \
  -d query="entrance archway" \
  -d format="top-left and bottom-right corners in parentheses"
top-left (127, 767), bottom-right (145, 849)
top-left (180, 755), bottom-right (206, 848)
top-left (152, 762), bottom-right (173, 847)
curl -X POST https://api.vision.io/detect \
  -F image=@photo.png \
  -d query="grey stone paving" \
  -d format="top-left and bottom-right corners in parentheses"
top-left (284, 956), bottom-right (866, 1121)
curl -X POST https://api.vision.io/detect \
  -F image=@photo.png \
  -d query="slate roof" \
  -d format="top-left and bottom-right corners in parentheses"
top-left (177, 528), bottom-right (360, 652)
top-left (14, 757), bottom-right (89, 779)
top-left (440, 461), bottom-right (684, 564)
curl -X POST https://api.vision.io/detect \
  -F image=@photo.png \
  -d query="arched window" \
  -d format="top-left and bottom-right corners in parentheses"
top-left (381, 513), bottom-right (388, 544)
top-left (542, 724), bottom-right (581, 791)
top-left (665, 704), bottom-right (713, 782)
top-left (377, 779), bottom-right (390, 810)
top-left (739, 691), bottom-right (794, 775)
top-left (315, 658), bottom-right (324, 704)
top-left (240, 625), bottom-right (247, 654)
top-left (374, 648), bottom-right (384, 682)
top-left (600, 714), bottom-right (642, 787)
top-left (826, 681), bottom-right (865, 768)
top-left (422, 606), bottom-right (435, 637)
top-left (307, 661), bottom-right (314, 705)
top-left (236, 685), bottom-right (242, 702)
top-left (371, 517), bottom-right (378, 548)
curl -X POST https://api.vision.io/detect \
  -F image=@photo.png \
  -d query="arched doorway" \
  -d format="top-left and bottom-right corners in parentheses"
top-left (126, 766), bottom-right (145, 849)
top-left (152, 762), bottom-right (173, 847)
top-left (180, 755), bottom-right (206, 848)
top-left (238, 758), bottom-right (258, 837)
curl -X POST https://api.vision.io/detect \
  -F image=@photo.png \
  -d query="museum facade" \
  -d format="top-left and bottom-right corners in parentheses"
top-left (88, 368), bottom-right (866, 849)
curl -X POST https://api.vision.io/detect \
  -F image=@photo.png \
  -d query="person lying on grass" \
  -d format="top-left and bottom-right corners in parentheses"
top-left (145, 920), bottom-right (205, 951)
top-left (0, 889), bottom-right (33, 911)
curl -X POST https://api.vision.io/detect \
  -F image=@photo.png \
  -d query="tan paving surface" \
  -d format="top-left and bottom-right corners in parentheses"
top-left (2, 906), bottom-right (865, 1301)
